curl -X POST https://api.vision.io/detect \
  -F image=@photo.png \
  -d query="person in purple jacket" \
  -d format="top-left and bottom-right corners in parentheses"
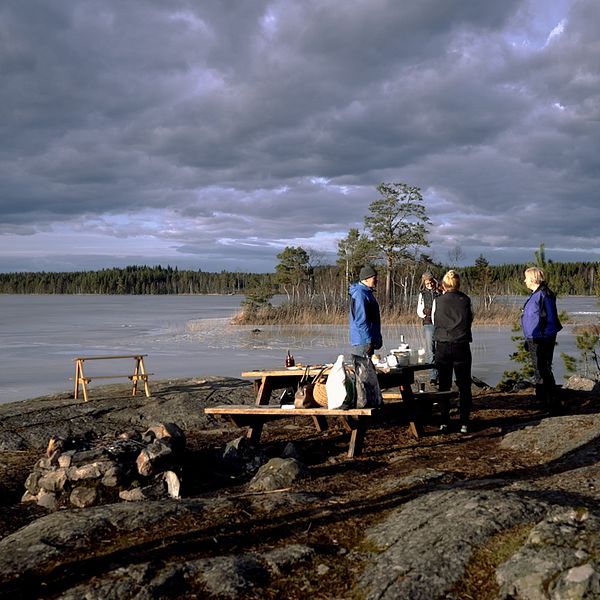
top-left (521, 266), bottom-right (563, 414)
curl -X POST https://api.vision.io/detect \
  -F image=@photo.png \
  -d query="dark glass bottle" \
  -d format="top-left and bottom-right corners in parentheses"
top-left (285, 351), bottom-right (295, 367)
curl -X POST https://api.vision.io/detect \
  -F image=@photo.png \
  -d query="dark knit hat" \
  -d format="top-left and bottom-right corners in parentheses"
top-left (359, 265), bottom-right (377, 280)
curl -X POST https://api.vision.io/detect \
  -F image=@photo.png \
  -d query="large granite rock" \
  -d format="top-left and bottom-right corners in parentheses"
top-left (500, 414), bottom-right (600, 461)
top-left (358, 489), bottom-right (550, 600)
top-left (3, 378), bottom-right (600, 598)
top-left (0, 377), bottom-right (255, 450)
top-left (497, 508), bottom-right (600, 599)
top-left (248, 457), bottom-right (309, 492)
top-left (563, 375), bottom-right (599, 392)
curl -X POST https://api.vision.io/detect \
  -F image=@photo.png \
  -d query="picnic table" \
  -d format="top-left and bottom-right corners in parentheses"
top-left (204, 362), bottom-right (451, 458)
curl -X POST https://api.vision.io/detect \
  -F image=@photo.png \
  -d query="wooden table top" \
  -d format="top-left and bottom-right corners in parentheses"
top-left (241, 362), bottom-right (433, 378)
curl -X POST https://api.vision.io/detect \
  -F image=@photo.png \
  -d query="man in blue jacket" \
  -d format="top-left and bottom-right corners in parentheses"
top-left (522, 266), bottom-right (563, 414)
top-left (349, 265), bottom-right (383, 408)
top-left (349, 265), bottom-right (382, 357)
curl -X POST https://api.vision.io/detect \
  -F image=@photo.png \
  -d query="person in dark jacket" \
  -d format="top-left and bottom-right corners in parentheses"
top-left (521, 266), bottom-right (562, 413)
top-left (417, 272), bottom-right (441, 385)
top-left (432, 270), bottom-right (473, 433)
top-left (349, 265), bottom-right (382, 357)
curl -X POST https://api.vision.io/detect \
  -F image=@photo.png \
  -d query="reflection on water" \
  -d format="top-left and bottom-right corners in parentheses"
top-left (183, 320), bottom-right (429, 359)
top-left (174, 320), bottom-right (580, 390)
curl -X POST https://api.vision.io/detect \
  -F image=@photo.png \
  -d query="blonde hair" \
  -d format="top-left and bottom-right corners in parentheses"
top-left (441, 270), bottom-right (460, 291)
top-left (525, 266), bottom-right (545, 285)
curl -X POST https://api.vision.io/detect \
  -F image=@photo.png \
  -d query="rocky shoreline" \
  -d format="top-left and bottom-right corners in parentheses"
top-left (1, 375), bottom-right (600, 599)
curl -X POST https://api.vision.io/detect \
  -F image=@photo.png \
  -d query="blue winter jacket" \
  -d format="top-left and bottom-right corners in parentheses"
top-left (349, 282), bottom-right (382, 348)
top-left (521, 283), bottom-right (562, 339)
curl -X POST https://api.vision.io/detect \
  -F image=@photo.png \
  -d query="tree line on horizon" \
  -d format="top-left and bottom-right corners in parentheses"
top-left (0, 265), bottom-right (273, 295)
top-left (0, 256), bottom-right (597, 299)
top-left (1, 183), bottom-right (598, 306)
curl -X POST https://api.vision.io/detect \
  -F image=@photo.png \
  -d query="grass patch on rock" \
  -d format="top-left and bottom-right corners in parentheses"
top-left (452, 522), bottom-right (532, 599)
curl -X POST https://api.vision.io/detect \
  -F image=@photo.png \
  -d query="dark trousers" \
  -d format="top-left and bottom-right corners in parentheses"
top-left (527, 336), bottom-right (559, 410)
top-left (435, 341), bottom-right (472, 425)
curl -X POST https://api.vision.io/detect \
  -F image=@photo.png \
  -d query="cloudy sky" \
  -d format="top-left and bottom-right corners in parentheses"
top-left (1, 0), bottom-right (599, 273)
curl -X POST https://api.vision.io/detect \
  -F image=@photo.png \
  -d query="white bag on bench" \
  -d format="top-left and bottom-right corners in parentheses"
top-left (326, 355), bottom-right (355, 410)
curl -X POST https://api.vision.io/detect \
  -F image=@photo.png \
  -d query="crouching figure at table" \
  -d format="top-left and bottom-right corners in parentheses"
top-left (433, 270), bottom-right (473, 434)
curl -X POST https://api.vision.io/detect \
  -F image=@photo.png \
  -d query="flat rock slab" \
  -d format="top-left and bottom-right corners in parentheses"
top-left (55, 544), bottom-right (315, 600)
top-left (0, 498), bottom-right (209, 589)
top-left (0, 492), bottom-right (316, 598)
top-left (359, 489), bottom-right (550, 600)
top-left (0, 377), bottom-right (255, 450)
top-left (497, 508), bottom-right (600, 599)
top-left (500, 414), bottom-right (600, 461)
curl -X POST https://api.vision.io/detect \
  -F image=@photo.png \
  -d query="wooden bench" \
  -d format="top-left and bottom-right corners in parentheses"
top-left (73, 354), bottom-right (152, 401)
top-left (204, 405), bottom-right (378, 458)
top-left (205, 389), bottom-right (459, 458)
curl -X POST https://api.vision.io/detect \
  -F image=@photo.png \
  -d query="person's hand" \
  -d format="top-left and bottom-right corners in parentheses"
top-left (366, 342), bottom-right (374, 356)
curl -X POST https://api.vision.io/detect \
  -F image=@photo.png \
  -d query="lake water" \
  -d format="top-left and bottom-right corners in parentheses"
top-left (0, 294), bottom-right (597, 404)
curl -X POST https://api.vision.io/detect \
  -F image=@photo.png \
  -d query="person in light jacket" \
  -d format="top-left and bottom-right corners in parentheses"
top-left (432, 270), bottom-right (473, 434)
top-left (521, 266), bottom-right (562, 414)
top-left (417, 272), bottom-right (441, 385)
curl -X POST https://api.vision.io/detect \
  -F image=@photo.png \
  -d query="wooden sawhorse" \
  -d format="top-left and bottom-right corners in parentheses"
top-left (73, 354), bottom-right (152, 401)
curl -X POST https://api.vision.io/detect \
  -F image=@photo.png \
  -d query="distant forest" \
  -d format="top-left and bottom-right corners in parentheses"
top-left (0, 265), bottom-right (272, 295)
top-left (0, 261), bottom-right (598, 297)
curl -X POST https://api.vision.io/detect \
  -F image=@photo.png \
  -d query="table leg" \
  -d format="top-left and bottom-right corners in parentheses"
top-left (255, 377), bottom-right (273, 405)
top-left (339, 416), bottom-right (353, 433)
top-left (348, 418), bottom-right (366, 458)
top-left (245, 419), bottom-right (264, 444)
top-left (312, 415), bottom-right (329, 432)
top-left (401, 384), bottom-right (423, 439)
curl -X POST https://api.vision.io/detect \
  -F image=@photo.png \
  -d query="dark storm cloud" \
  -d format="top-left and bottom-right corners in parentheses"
top-left (0, 0), bottom-right (598, 271)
